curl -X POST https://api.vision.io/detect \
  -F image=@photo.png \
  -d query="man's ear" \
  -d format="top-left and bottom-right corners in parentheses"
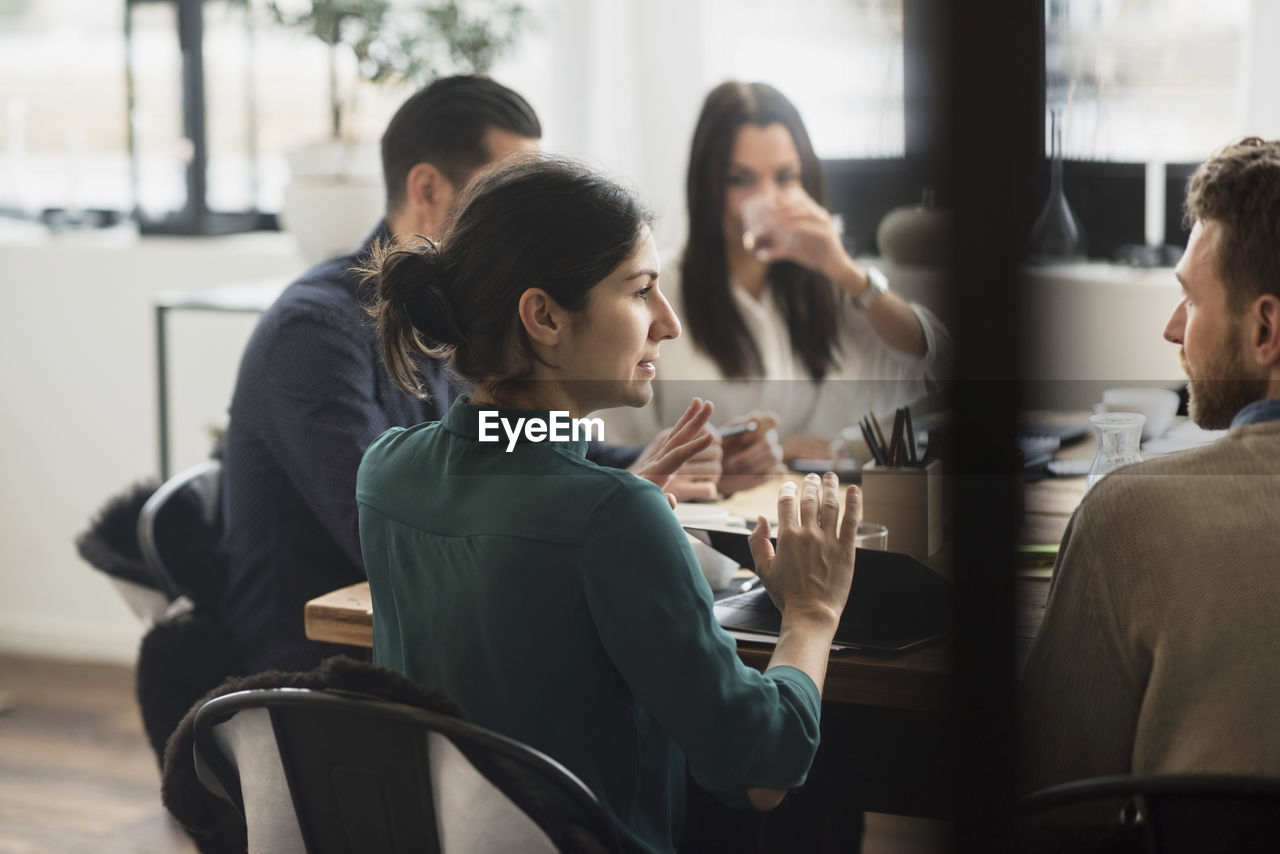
top-left (1254, 294), bottom-right (1280, 369)
top-left (404, 162), bottom-right (454, 225)
top-left (517, 288), bottom-right (565, 348)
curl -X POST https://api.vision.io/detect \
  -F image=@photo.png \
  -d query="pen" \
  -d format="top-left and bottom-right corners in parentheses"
top-left (739, 575), bottom-right (764, 594)
top-left (889, 409), bottom-right (906, 467)
top-left (860, 418), bottom-right (886, 466)
top-left (903, 407), bottom-right (918, 464)
top-left (868, 412), bottom-right (889, 459)
top-left (718, 420), bottom-right (760, 439)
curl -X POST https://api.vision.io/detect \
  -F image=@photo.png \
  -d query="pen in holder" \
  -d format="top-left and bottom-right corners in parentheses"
top-left (860, 459), bottom-right (943, 559)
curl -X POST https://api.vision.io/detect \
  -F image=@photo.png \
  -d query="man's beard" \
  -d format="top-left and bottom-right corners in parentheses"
top-left (1181, 323), bottom-right (1268, 429)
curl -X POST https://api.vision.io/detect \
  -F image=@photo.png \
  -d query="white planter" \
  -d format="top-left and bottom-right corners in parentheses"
top-left (280, 141), bottom-right (385, 264)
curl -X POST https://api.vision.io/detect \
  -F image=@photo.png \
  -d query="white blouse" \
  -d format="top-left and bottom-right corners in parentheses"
top-left (597, 260), bottom-right (951, 445)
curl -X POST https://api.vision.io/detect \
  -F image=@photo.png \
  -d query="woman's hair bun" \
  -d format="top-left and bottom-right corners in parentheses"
top-left (385, 240), bottom-right (466, 347)
top-left (408, 279), bottom-right (466, 347)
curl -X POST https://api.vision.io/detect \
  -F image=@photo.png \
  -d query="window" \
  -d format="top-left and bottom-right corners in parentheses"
top-left (706, 0), bottom-right (904, 159)
top-left (0, 0), bottom-right (420, 227)
top-left (1, 0), bottom-right (906, 232)
top-left (1045, 0), bottom-right (1250, 162)
top-left (0, 1), bottom-right (130, 218)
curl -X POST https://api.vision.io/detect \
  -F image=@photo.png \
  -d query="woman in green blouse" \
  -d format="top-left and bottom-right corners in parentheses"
top-left (356, 154), bottom-right (862, 854)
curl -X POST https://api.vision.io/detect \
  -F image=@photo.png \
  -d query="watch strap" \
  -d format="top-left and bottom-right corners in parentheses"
top-left (854, 266), bottom-right (889, 311)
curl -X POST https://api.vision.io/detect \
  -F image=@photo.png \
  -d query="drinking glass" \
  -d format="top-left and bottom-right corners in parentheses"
top-left (856, 522), bottom-right (889, 551)
top-left (741, 193), bottom-right (794, 256)
top-left (828, 427), bottom-right (864, 478)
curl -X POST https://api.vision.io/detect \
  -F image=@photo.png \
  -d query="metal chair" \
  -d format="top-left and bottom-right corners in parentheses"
top-left (137, 457), bottom-right (224, 608)
top-left (191, 687), bottom-right (625, 854)
top-left (1019, 773), bottom-right (1280, 853)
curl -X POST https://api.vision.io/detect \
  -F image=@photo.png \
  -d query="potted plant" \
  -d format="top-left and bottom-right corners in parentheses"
top-left (243, 0), bottom-right (529, 261)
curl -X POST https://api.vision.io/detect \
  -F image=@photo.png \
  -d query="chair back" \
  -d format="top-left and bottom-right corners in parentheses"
top-left (1019, 773), bottom-right (1280, 853)
top-left (137, 458), bottom-right (223, 605)
top-left (192, 687), bottom-right (624, 854)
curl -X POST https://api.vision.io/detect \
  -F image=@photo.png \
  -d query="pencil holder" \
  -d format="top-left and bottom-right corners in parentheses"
top-left (860, 459), bottom-right (943, 559)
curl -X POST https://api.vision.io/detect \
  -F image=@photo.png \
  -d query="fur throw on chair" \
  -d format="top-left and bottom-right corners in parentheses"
top-left (74, 480), bottom-right (158, 589)
top-left (136, 611), bottom-right (245, 767)
top-left (75, 474), bottom-right (226, 610)
top-left (136, 609), bottom-right (246, 854)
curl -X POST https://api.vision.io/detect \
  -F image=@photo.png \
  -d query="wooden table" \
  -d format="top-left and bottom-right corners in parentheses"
top-left (307, 578), bottom-right (964, 711)
top-left (306, 472), bottom-right (1076, 714)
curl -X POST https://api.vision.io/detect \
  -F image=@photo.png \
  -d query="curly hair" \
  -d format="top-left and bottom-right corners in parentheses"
top-left (1184, 136), bottom-right (1280, 312)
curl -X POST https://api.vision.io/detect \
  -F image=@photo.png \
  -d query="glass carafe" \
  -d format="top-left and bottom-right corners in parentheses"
top-left (1029, 110), bottom-right (1086, 261)
top-left (1087, 412), bottom-right (1145, 491)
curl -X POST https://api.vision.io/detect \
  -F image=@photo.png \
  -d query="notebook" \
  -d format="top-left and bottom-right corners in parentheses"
top-left (691, 525), bottom-right (952, 655)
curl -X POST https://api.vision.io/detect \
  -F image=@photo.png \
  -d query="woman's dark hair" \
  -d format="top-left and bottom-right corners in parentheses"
top-left (359, 154), bottom-right (653, 400)
top-left (681, 81), bottom-right (840, 380)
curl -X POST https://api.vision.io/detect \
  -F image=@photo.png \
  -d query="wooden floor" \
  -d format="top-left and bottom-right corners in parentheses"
top-left (0, 654), bottom-right (197, 854)
top-left (0, 653), bottom-right (946, 853)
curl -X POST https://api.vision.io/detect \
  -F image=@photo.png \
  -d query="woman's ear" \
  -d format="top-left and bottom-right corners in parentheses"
top-left (517, 288), bottom-right (565, 348)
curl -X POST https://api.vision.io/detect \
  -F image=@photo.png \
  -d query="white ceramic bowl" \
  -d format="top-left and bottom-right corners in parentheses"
top-left (1098, 387), bottom-right (1180, 441)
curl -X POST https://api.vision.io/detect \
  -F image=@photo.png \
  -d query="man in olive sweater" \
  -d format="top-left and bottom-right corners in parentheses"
top-left (1021, 137), bottom-right (1280, 791)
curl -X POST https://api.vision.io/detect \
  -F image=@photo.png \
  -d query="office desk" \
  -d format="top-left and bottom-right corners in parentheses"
top-left (305, 579), bottom-right (999, 712)
top-left (304, 474), bottom-right (1067, 714)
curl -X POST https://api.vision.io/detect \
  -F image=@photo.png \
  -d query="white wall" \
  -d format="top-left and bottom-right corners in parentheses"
top-left (0, 224), bottom-right (303, 663)
top-left (1024, 263), bottom-right (1186, 410)
top-left (488, 0), bottom-right (710, 250)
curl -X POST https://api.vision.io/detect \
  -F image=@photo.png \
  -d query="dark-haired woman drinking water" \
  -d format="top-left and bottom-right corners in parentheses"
top-left (356, 154), bottom-right (863, 853)
top-left (603, 81), bottom-right (951, 461)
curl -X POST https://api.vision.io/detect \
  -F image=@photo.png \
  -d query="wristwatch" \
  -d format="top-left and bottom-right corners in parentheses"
top-left (853, 265), bottom-right (889, 311)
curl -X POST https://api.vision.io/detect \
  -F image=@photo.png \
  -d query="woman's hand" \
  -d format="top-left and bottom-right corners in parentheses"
top-left (718, 411), bottom-right (787, 496)
top-left (747, 473), bottom-right (860, 624)
top-left (630, 399), bottom-right (718, 507)
top-left (752, 187), bottom-right (852, 283)
top-left (756, 188), bottom-right (930, 356)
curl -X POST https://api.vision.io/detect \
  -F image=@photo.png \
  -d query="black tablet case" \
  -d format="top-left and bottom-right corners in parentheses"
top-left (694, 526), bottom-right (952, 654)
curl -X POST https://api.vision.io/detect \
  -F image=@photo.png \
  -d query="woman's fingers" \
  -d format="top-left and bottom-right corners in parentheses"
top-left (819, 472), bottom-right (841, 532)
top-left (838, 485), bottom-right (863, 556)
top-left (750, 411), bottom-right (781, 433)
top-left (669, 398), bottom-right (714, 443)
top-left (651, 430), bottom-right (716, 476)
top-left (798, 473), bottom-right (821, 527)
top-left (668, 397), bottom-right (702, 433)
top-left (747, 514), bottom-right (775, 574)
top-left (776, 480), bottom-right (799, 533)
top-left (724, 440), bottom-right (772, 473)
